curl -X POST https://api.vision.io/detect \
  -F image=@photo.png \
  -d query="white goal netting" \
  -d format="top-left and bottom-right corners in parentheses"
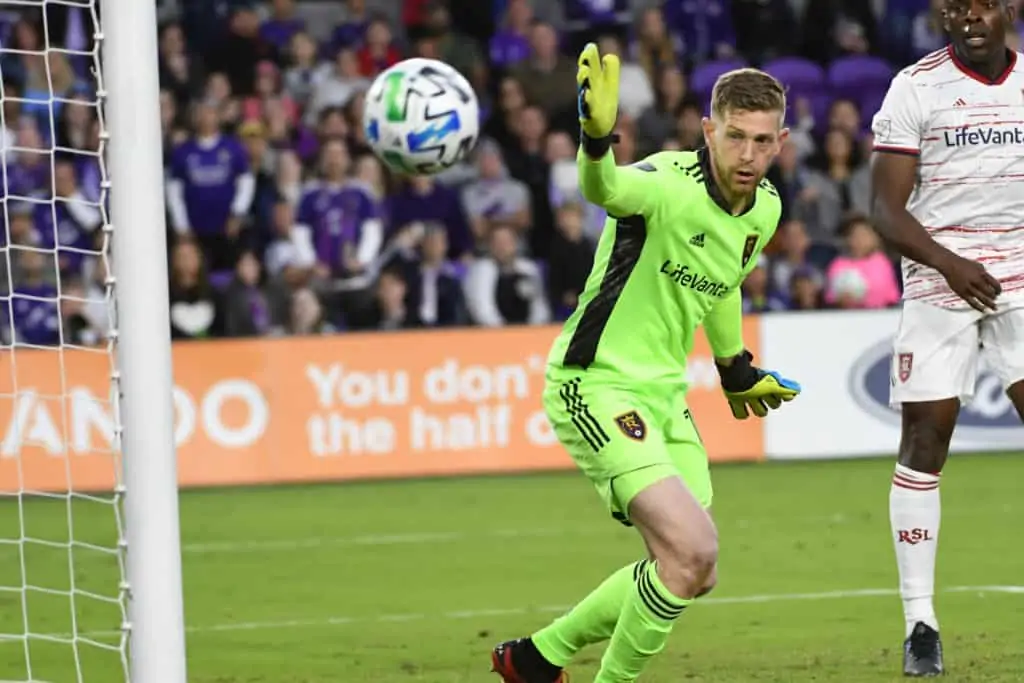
top-left (0, 1), bottom-right (129, 682)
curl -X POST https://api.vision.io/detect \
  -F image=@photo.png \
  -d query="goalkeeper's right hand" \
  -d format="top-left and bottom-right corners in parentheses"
top-left (576, 42), bottom-right (620, 140)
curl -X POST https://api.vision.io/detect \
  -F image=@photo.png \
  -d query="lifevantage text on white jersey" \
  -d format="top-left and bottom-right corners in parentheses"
top-left (872, 45), bottom-right (1024, 309)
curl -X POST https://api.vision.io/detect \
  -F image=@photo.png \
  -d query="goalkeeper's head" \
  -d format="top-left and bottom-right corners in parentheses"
top-left (702, 68), bottom-right (788, 206)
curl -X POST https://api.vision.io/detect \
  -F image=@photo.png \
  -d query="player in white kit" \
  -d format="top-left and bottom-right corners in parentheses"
top-left (870, 0), bottom-right (1024, 676)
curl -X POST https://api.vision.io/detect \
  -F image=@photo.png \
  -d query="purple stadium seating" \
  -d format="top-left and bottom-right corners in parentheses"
top-left (827, 54), bottom-right (895, 123)
top-left (762, 56), bottom-right (830, 129)
top-left (690, 57), bottom-right (748, 113)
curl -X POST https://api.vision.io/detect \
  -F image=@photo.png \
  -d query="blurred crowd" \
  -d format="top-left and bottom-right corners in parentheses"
top-left (1, 0), bottom-right (1020, 346)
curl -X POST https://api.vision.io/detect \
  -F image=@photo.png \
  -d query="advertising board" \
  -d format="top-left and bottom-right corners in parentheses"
top-left (0, 321), bottom-right (763, 492)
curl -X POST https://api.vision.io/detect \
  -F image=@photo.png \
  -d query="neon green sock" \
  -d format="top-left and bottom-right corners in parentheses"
top-left (531, 560), bottom-right (646, 667)
top-left (594, 560), bottom-right (690, 683)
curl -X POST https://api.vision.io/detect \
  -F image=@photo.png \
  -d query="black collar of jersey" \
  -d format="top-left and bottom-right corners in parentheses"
top-left (697, 146), bottom-right (757, 217)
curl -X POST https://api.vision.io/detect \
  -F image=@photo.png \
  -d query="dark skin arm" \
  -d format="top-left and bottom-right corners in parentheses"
top-left (870, 151), bottom-right (1001, 312)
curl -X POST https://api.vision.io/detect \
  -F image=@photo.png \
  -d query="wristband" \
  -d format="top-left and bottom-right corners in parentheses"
top-left (715, 349), bottom-right (760, 392)
top-left (580, 132), bottom-right (620, 159)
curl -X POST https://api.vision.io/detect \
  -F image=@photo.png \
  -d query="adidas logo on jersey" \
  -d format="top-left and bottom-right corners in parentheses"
top-left (689, 233), bottom-right (705, 247)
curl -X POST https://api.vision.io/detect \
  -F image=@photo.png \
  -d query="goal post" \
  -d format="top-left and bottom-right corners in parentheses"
top-left (101, 0), bottom-right (189, 680)
top-left (0, 0), bottom-right (187, 680)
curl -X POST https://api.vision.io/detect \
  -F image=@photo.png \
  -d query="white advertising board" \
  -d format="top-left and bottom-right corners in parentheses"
top-left (759, 309), bottom-right (1024, 460)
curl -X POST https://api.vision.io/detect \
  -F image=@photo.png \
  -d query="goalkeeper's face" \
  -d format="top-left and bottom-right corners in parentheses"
top-left (703, 108), bottom-right (788, 198)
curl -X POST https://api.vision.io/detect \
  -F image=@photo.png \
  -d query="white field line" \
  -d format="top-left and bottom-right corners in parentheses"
top-left (180, 527), bottom-right (592, 553)
top-left (0, 509), bottom-right (1008, 557)
top-left (0, 585), bottom-right (1020, 643)
top-left (179, 505), bottom-right (1013, 554)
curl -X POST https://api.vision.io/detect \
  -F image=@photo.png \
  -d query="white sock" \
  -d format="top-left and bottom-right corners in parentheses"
top-left (890, 463), bottom-right (941, 637)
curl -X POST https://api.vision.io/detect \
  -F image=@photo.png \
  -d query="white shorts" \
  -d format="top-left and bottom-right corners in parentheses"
top-left (889, 300), bottom-right (1024, 407)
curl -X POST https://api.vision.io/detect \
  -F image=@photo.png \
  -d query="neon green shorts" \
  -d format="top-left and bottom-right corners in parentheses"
top-left (542, 371), bottom-right (712, 526)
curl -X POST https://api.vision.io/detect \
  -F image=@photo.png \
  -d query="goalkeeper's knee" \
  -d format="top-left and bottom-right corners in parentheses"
top-left (694, 565), bottom-right (718, 598)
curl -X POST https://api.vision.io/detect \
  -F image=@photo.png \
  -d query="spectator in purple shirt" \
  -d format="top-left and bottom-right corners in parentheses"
top-left (489, 0), bottom-right (533, 68)
top-left (662, 0), bottom-right (737, 66)
top-left (295, 138), bottom-right (383, 289)
top-left (386, 174), bottom-right (473, 261)
top-left (260, 0), bottom-right (306, 52)
top-left (33, 158), bottom-right (102, 277)
top-left (2, 247), bottom-right (60, 347)
top-left (166, 99), bottom-right (255, 271)
top-left (563, 0), bottom-right (631, 52)
top-left (331, 0), bottom-right (370, 52)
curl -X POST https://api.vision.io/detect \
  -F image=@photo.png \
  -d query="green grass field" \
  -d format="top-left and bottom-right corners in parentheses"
top-left (0, 452), bottom-right (1022, 682)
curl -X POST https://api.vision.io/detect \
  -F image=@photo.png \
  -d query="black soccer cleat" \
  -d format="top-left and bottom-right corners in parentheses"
top-left (490, 637), bottom-right (568, 683)
top-left (903, 622), bottom-right (944, 677)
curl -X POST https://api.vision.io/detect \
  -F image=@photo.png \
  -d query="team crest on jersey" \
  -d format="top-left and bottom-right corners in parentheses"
top-left (741, 235), bottom-right (759, 268)
top-left (898, 353), bottom-right (914, 383)
top-left (614, 411), bottom-right (646, 441)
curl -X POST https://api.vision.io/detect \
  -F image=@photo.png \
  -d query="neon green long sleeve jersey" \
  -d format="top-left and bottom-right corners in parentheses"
top-left (545, 146), bottom-right (782, 389)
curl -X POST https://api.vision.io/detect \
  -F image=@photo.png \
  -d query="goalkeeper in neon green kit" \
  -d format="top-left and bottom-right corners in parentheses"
top-left (490, 44), bottom-right (801, 683)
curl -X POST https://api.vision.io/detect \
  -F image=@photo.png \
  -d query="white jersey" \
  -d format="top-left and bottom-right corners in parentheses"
top-left (871, 46), bottom-right (1024, 309)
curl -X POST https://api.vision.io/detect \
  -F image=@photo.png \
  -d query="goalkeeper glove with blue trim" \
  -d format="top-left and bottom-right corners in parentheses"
top-left (716, 350), bottom-right (801, 420)
top-left (576, 42), bottom-right (620, 153)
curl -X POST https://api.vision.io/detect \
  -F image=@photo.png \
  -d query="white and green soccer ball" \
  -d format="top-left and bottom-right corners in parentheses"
top-left (363, 58), bottom-right (480, 176)
top-left (831, 267), bottom-right (868, 303)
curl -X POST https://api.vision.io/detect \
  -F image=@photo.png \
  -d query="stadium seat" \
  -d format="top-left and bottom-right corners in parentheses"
top-left (690, 57), bottom-right (749, 113)
top-left (761, 57), bottom-right (830, 129)
top-left (827, 55), bottom-right (895, 123)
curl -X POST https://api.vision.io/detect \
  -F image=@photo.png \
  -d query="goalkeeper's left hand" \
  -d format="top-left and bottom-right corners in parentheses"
top-left (716, 350), bottom-right (801, 420)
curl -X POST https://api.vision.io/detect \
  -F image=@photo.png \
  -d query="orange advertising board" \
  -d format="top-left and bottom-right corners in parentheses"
top-left (0, 322), bottom-right (764, 492)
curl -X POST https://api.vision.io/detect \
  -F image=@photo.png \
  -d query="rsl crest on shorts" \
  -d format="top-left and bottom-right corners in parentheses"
top-left (614, 411), bottom-right (646, 441)
top-left (897, 353), bottom-right (913, 383)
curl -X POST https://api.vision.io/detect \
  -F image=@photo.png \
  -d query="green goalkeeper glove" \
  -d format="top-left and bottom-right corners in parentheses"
top-left (716, 350), bottom-right (801, 420)
top-left (576, 42), bottom-right (620, 140)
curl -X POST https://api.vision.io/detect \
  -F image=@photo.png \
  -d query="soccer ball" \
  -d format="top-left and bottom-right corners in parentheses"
top-left (363, 58), bottom-right (480, 175)
top-left (830, 267), bottom-right (868, 303)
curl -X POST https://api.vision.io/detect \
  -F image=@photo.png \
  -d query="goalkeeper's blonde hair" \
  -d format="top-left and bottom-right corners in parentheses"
top-left (710, 68), bottom-right (787, 123)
